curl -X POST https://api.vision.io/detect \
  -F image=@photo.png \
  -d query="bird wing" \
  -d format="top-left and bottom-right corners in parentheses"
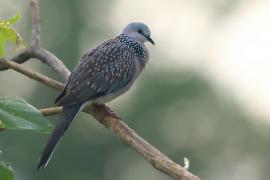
top-left (56, 39), bottom-right (137, 106)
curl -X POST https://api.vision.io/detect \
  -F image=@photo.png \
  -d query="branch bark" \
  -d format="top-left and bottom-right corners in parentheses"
top-left (40, 106), bottom-right (62, 116)
top-left (33, 48), bottom-right (70, 81)
top-left (0, 58), bottom-right (65, 91)
top-left (30, 0), bottom-right (41, 47)
top-left (0, 48), bottom-right (32, 70)
top-left (0, 0), bottom-right (202, 180)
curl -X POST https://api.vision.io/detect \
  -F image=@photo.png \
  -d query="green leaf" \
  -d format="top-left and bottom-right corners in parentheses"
top-left (5, 12), bottom-right (20, 25)
top-left (0, 12), bottom-right (25, 57)
top-left (0, 35), bottom-right (5, 57)
top-left (0, 97), bottom-right (53, 133)
top-left (0, 161), bottom-right (14, 180)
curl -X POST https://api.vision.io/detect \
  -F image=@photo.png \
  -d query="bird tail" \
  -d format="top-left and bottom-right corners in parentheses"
top-left (37, 104), bottom-right (82, 169)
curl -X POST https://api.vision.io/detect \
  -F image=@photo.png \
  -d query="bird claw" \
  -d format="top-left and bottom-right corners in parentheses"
top-left (92, 103), bottom-right (120, 119)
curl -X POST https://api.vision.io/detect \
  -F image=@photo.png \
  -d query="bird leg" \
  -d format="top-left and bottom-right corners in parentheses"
top-left (91, 103), bottom-right (120, 120)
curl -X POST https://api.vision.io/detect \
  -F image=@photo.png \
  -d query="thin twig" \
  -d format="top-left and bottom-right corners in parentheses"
top-left (30, 0), bottom-right (41, 47)
top-left (0, 58), bottom-right (64, 91)
top-left (33, 48), bottom-right (70, 81)
top-left (0, 47), bottom-right (70, 82)
top-left (40, 106), bottom-right (62, 116)
top-left (0, 48), bottom-right (32, 70)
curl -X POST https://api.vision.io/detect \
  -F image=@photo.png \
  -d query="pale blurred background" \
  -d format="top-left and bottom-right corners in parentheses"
top-left (1, 0), bottom-right (270, 180)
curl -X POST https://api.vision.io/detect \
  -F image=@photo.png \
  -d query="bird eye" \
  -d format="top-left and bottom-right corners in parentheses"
top-left (137, 29), bottom-right (143, 34)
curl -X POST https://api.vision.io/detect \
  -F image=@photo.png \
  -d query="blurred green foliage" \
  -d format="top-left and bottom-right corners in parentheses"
top-left (0, 97), bottom-right (53, 132)
top-left (0, 161), bottom-right (14, 180)
top-left (0, 12), bottom-right (24, 57)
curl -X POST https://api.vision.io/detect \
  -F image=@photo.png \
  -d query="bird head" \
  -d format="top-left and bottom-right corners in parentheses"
top-left (122, 22), bottom-right (155, 45)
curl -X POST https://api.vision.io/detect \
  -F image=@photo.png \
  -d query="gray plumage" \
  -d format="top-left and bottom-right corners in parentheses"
top-left (37, 22), bottom-right (154, 169)
top-left (56, 34), bottom-right (148, 105)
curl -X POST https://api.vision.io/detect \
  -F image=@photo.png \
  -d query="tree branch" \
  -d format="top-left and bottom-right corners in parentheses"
top-left (0, 48), bottom-right (32, 70)
top-left (86, 104), bottom-right (200, 180)
top-left (0, 58), bottom-right (64, 91)
top-left (0, 0), bottom-right (202, 179)
top-left (30, 0), bottom-right (41, 47)
top-left (33, 48), bottom-right (70, 81)
top-left (40, 106), bottom-right (62, 116)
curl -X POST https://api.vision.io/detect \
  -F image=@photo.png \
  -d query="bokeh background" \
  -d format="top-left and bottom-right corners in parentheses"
top-left (1, 0), bottom-right (270, 179)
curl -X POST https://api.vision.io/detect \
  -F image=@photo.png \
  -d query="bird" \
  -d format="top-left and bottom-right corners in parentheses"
top-left (37, 22), bottom-right (155, 169)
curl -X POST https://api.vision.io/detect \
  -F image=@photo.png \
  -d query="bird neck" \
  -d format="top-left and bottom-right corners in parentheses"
top-left (117, 34), bottom-right (148, 70)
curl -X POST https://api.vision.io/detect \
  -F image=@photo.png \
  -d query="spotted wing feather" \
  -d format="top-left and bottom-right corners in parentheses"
top-left (56, 39), bottom-right (137, 106)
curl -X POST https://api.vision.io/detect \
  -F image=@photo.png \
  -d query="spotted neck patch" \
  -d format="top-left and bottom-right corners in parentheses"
top-left (117, 34), bottom-right (145, 59)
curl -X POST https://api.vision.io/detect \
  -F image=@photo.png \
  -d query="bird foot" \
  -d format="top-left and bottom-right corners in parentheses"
top-left (92, 103), bottom-right (120, 119)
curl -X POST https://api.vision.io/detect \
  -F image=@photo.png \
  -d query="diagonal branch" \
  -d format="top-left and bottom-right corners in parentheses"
top-left (33, 48), bottom-right (70, 81)
top-left (0, 48), bottom-right (70, 82)
top-left (0, 48), bottom-right (32, 71)
top-left (0, 58), bottom-right (64, 91)
top-left (86, 104), bottom-right (200, 180)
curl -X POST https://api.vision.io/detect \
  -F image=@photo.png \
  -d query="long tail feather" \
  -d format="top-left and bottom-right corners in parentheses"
top-left (37, 104), bottom-right (82, 169)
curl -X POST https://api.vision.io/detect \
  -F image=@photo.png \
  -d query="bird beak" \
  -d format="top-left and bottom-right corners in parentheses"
top-left (146, 35), bottom-right (155, 45)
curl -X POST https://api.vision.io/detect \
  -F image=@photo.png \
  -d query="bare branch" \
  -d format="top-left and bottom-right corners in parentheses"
top-left (0, 48), bottom-right (70, 83)
top-left (30, 0), bottom-right (41, 47)
top-left (0, 47), bottom-right (70, 82)
top-left (33, 48), bottom-right (70, 81)
top-left (40, 106), bottom-right (62, 116)
top-left (0, 58), bottom-right (65, 91)
top-left (0, 48), bottom-right (32, 71)
top-left (86, 104), bottom-right (201, 180)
